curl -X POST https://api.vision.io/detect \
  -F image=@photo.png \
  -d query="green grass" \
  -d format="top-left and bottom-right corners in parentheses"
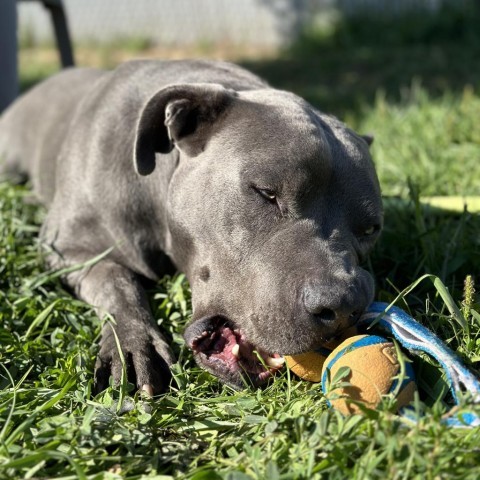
top-left (351, 86), bottom-right (480, 197)
top-left (2, 6), bottom-right (480, 479)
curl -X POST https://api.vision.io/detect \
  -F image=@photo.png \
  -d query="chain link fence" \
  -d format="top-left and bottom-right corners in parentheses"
top-left (18, 0), bottom-right (468, 49)
top-left (18, 0), bottom-right (318, 48)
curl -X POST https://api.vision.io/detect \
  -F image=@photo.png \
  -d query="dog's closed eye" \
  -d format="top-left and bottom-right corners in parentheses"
top-left (251, 185), bottom-right (279, 206)
top-left (255, 187), bottom-right (277, 203)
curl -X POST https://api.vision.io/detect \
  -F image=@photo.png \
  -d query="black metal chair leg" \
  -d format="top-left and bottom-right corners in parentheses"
top-left (43, 0), bottom-right (75, 67)
top-left (18, 0), bottom-right (75, 67)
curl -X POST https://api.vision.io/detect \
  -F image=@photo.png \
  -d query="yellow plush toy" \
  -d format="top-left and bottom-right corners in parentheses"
top-left (284, 327), bottom-right (358, 382)
top-left (285, 350), bottom-right (331, 382)
top-left (286, 334), bottom-right (416, 414)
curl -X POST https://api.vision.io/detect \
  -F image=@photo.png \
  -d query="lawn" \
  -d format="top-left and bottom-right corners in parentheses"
top-left (1, 6), bottom-right (480, 479)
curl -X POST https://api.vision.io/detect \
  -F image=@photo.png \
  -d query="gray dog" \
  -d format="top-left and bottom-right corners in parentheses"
top-left (0, 60), bottom-right (382, 393)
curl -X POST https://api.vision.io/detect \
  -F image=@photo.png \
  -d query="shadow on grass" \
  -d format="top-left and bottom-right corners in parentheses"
top-left (242, 1), bottom-right (480, 119)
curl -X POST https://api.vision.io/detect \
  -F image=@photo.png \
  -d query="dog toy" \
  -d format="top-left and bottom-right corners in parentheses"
top-left (285, 327), bottom-right (358, 382)
top-left (320, 334), bottom-right (416, 414)
top-left (286, 334), bottom-right (416, 414)
top-left (285, 349), bottom-right (331, 383)
top-left (286, 302), bottom-right (480, 427)
top-left (361, 303), bottom-right (480, 427)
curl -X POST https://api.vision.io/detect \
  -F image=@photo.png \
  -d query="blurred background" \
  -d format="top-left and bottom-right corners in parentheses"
top-left (17, 0), bottom-right (480, 113)
top-left (8, 0), bottom-right (480, 294)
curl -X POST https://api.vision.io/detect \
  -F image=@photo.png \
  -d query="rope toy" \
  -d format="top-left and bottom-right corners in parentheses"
top-left (286, 302), bottom-right (480, 427)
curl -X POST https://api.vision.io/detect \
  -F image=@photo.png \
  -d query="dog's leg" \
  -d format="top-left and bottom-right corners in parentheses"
top-left (55, 254), bottom-right (175, 395)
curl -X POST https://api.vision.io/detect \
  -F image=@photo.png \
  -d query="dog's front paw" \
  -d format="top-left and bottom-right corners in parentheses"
top-left (94, 323), bottom-right (175, 396)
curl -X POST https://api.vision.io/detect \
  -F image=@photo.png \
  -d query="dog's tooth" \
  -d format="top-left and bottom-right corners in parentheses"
top-left (231, 344), bottom-right (240, 358)
top-left (141, 384), bottom-right (154, 397)
top-left (266, 356), bottom-right (285, 368)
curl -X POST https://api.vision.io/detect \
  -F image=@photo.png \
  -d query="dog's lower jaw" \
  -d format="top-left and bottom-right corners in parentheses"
top-left (186, 317), bottom-right (285, 388)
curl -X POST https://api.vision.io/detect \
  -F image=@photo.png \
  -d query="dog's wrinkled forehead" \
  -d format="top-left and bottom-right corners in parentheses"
top-left (215, 89), bottom-right (371, 176)
top-left (237, 90), bottom-right (330, 155)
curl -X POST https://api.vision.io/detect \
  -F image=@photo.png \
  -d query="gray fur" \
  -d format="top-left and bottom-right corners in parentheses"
top-left (0, 59), bottom-right (382, 391)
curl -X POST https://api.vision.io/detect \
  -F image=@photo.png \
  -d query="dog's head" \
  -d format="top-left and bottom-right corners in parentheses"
top-left (134, 83), bottom-right (382, 388)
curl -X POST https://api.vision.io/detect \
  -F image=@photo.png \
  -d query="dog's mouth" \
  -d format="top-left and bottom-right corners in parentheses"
top-left (185, 316), bottom-right (285, 388)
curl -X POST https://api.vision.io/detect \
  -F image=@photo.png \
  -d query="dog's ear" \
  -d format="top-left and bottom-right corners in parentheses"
top-left (361, 134), bottom-right (374, 147)
top-left (134, 83), bottom-right (237, 175)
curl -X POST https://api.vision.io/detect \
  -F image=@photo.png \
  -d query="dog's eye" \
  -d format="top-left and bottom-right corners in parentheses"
top-left (363, 224), bottom-right (380, 236)
top-left (256, 187), bottom-right (277, 203)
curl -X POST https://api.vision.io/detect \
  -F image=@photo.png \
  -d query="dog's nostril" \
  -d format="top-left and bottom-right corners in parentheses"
top-left (315, 308), bottom-right (336, 323)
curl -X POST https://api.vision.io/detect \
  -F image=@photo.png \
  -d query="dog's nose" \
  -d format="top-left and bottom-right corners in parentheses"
top-left (302, 280), bottom-right (365, 328)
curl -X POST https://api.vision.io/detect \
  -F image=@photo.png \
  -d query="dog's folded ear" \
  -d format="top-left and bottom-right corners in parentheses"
top-left (134, 83), bottom-right (237, 175)
top-left (361, 134), bottom-right (374, 147)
